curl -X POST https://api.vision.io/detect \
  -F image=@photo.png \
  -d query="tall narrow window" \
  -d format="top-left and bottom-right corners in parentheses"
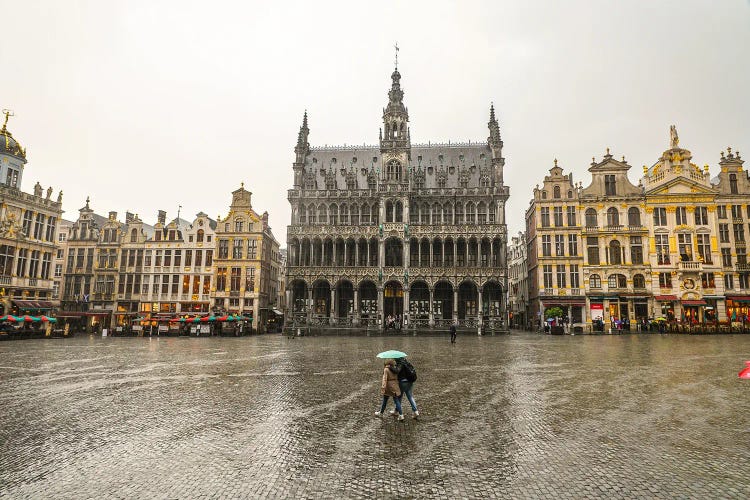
top-left (587, 237), bottom-right (599, 265)
top-left (655, 234), bottom-right (670, 265)
top-left (604, 175), bottom-right (616, 195)
top-left (653, 207), bottom-right (667, 226)
top-left (730, 173), bottom-right (738, 194)
top-left (585, 208), bottom-right (598, 227)
top-left (566, 206), bottom-right (576, 226)
top-left (568, 234), bottom-right (578, 256)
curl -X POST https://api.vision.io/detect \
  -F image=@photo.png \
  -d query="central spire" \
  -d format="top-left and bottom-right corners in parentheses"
top-left (381, 62), bottom-right (409, 150)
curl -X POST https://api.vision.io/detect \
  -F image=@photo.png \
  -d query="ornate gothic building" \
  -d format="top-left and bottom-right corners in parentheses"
top-left (286, 67), bottom-right (509, 331)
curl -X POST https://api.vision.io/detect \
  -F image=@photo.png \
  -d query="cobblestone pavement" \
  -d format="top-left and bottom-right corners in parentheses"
top-left (1, 332), bottom-right (749, 499)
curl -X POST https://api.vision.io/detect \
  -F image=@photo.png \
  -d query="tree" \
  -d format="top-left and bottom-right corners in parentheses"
top-left (545, 306), bottom-right (564, 319)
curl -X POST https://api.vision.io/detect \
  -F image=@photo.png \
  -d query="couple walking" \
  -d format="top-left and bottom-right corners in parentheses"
top-left (375, 357), bottom-right (419, 421)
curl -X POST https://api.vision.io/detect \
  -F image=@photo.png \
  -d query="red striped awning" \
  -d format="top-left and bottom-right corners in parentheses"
top-left (727, 296), bottom-right (750, 302)
top-left (681, 300), bottom-right (707, 306)
top-left (654, 295), bottom-right (677, 301)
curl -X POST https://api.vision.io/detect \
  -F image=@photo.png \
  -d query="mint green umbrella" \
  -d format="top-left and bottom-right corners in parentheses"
top-left (376, 350), bottom-right (407, 359)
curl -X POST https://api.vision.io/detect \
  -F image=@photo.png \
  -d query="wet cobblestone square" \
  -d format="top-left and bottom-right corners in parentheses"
top-left (1, 333), bottom-right (749, 499)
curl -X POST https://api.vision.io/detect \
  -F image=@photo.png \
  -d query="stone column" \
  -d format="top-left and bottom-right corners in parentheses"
top-left (307, 286), bottom-right (312, 323)
top-left (377, 286), bottom-right (384, 330)
top-left (343, 243), bottom-right (348, 267)
top-left (353, 288), bottom-right (359, 326)
top-left (429, 239), bottom-right (433, 267)
top-left (429, 287), bottom-right (435, 327)
top-left (330, 287), bottom-right (335, 322)
top-left (453, 288), bottom-right (459, 323)
top-left (333, 242), bottom-right (337, 267)
top-left (567, 305), bottom-right (572, 333)
top-left (478, 287), bottom-right (483, 327)
top-left (403, 287), bottom-right (409, 326)
top-left (355, 242), bottom-right (359, 267)
top-left (454, 240), bottom-right (458, 267)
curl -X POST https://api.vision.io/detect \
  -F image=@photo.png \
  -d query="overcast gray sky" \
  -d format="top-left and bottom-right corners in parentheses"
top-left (2, 0), bottom-right (749, 239)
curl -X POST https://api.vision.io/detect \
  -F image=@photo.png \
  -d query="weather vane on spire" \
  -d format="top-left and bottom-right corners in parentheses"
top-left (394, 42), bottom-right (399, 69)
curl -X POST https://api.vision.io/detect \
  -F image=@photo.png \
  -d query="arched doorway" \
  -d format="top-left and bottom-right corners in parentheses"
top-left (384, 281), bottom-right (403, 318)
top-left (434, 281), bottom-right (454, 320)
top-left (289, 280), bottom-right (308, 313)
top-left (359, 280), bottom-right (377, 325)
top-left (336, 280), bottom-right (354, 318)
top-left (409, 281), bottom-right (429, 321)
top-left (312, 280), bottom-right (331, 317)
top-left (483, 281), bottom-right (503, 318)
top-left (458, 281), bottom-right (478, 320)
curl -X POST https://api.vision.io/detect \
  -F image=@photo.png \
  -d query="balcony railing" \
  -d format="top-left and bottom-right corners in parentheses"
top-left (678, 261), bottom-right (703, 271)
top-left (736, 262), bottom-right (750, 271)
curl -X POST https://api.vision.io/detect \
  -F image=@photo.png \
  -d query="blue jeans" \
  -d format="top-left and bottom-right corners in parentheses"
top-left (379, 395), bottom-right (402, 415)
top-left (399, 380), bottom-right (418, 412)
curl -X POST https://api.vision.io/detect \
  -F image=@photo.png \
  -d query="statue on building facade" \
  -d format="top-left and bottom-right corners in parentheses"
top-left (46, 186), bottom-right (53, 199)
top-left (34, 182), bottom-right (42, 197)
top-left (670, 125), bottom-right (679, 149)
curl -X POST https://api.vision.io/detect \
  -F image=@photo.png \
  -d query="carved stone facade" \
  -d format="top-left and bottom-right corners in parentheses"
top-left (214, 185), bottom-right (281, 332)
top-left (286, 68), bottom-right (509, 331)
top-left (527, 128), bottom-right (746, 330)
top-left (0, 112), bottom-right (62, 315)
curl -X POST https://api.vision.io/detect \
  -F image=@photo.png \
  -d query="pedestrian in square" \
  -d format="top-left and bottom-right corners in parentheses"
top-left (375, 358), bottom-right (403, 421)
top-left (389, 358), bottom-right (419, 419)
top-left (450, 322), bottom-right (457, 343)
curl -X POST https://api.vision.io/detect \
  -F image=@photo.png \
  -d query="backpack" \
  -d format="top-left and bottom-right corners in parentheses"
top-left (400, 359), bottom-right (417, 383)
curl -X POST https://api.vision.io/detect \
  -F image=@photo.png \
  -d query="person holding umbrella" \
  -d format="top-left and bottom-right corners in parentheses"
top-left (375, 351), bottom-right (404, 421)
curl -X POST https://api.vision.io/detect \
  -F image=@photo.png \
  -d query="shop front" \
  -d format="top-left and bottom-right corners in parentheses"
top-left (654, 295), bottom-right (677, 321)
top-left (725, 296), bottom-right (750, 323)
top-left (681, 299), bottom-right (707, 324)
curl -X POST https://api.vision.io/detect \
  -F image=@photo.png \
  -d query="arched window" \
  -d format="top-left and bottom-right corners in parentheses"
top-left (633, 274), bottom-right (645, 289)
top-left (609, 240), bottom-right (622, 265)
top-left (585, 208), bottom-right (598, 227)
top-left (197, 229), bottom-right (204, 242)
top-left (432, 203), bottom-right (442, 225)
top-left (318, 205), bottom-right (327, 224)
top-left (395, 201), bottom-right (403, 223)
top-left (299, 205), bottom-right (307, 224)
top-left (590, 274), bottom-right (601, 288)
top-left (730, 173), bottom-right (738, 194)
top-left (466, 202), bottom-right (476, 223)
top-left (386, 160), bottom-right (402, 181)
top-left (607, 207), bottom-right (619, 227)
top-left (360, 204), bottom-right (368, 225)
top-left (340, 204), bottom-right (349, 225)
top-left (553, 185), bottom-right (561, 198)
top-left (542, 191), bottom-right (548, 199)
top-left (627, 207), bottom-right (641, 227)
top-left (568, 190), bottom-right (573, 199)
top-left (330, 204), bottom-right (338, 225)
top-left (477, 201), bottom-right (487, 224)
top-left (130, 228), bottom-right (137, 242)
top-left (386, 201), bottom-right (394, 223)
top-left (608, 274), bottom-right (627, 288)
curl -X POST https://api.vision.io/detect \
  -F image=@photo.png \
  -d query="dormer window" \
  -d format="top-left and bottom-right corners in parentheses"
top-left (730, 173), bottom-right (738, 194)
top-left (553, 185), bottom-right (561, 198)
top-left (605, 175), bottom-right (616, 195)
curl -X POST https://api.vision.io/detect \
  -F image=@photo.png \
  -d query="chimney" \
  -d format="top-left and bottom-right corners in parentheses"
top-left (125, 211), bottom-right (135, 223)
top-left (262, 211), bottom-right (269, 230)
top-left (108, 211), bottom-right (117, 220)
top-left (157, 210), bottom-right (166, 225)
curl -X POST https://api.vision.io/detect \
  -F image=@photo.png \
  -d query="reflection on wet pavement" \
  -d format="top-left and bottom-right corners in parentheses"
top-left (1, 333), bottom-right (748, 498)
